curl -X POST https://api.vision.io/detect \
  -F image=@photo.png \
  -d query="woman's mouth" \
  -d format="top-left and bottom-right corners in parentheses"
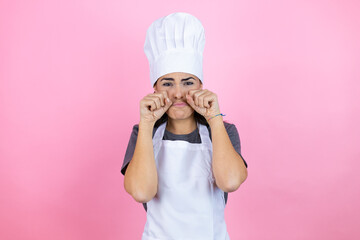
top-left (173, 102), bottom-right (187, 107)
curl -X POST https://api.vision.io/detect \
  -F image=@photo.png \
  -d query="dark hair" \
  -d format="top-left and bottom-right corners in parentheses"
top-left (154, 111), bottom-right (209, 129)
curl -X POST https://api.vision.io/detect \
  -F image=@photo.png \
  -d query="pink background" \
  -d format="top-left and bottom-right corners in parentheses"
top-left (1, 0), bottom-right (359, 239)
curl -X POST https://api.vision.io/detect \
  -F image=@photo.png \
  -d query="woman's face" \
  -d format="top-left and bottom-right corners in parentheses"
top-left (154, 72), bottom-right (202, 120)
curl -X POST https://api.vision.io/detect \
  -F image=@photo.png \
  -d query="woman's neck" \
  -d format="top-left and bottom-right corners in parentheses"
top-left (166, 117), bottom-right (197, 135)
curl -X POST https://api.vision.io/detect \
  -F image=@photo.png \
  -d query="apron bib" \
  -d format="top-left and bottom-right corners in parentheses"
top-left (142, 121), bottom-right (230, 240)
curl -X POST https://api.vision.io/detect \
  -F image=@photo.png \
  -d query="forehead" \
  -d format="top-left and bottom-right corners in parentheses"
top-left (158, 72), bottom-right (200, 81)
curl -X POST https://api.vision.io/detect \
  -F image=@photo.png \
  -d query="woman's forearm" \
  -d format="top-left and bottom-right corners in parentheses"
top-left (124, 121), bottom-right (158, 203)
top-left (209, 117), bottom-right (248, 192)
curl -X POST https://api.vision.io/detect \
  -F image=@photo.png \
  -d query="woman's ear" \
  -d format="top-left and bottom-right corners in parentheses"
top-left (153, 80), bottom-right (158, 93)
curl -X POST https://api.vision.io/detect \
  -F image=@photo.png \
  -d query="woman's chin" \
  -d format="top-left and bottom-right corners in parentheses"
top-left (167, 108), bottom-right (194, 120)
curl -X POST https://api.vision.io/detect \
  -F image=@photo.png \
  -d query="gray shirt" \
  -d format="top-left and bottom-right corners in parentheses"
top-left (121, 121), bottom-right (247, 210)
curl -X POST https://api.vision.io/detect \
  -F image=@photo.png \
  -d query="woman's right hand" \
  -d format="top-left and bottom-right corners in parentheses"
top-left (140, 91), bottom-right (172, 125)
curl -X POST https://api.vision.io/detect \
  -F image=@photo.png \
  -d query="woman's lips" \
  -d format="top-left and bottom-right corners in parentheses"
top-left (173, 102), bottom-right (187, 107)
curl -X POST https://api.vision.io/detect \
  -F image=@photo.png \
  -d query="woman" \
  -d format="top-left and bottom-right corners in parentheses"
top-left (121, 12), bottom-right (248, 240)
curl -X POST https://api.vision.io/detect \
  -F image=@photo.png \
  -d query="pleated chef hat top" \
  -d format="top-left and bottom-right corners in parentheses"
top-left (144, 12), bottom-right (205, 87)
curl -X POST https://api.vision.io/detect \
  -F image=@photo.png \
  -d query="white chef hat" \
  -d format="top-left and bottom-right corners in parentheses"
top-left (144, 12), bottom-right (206, 87)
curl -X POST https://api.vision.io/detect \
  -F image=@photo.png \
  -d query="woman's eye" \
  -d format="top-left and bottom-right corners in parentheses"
top-left (162, 82), bottom-right (172, 87)
top-left (184, 81), bottom-right (194, 86)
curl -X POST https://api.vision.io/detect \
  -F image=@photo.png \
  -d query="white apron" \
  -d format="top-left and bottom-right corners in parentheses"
top-left (142, 121), bottom-right (230, 240)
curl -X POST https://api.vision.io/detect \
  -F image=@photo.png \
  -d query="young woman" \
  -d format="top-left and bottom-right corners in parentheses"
top-left (121, 12), bottom-right (248, 240)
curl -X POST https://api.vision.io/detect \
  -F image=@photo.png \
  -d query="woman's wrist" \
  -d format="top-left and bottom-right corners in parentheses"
top-left (207, 114), bottom-right (224, 127)
top-left (206, 113), bottom-right (225, 121)
top-left (139, 119), bottom-right (155, 131)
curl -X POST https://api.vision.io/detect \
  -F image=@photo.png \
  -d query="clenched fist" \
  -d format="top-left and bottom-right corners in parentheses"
top-left (140, 91), bottom-right (173, 124)
top-left (185, 89), bottom-right (221, 121)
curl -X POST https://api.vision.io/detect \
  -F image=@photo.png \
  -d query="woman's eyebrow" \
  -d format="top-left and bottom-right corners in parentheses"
top-left (161, 77), bottom-right (195, 81)
top-left (181, 77), bottom-right (195, 81)
top-left (161, 78), bottom-right (174, 81)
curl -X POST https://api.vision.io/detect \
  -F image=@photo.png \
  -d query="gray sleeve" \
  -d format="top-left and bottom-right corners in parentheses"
top-left (121, 124), bottom-right (139, 175)
top-left (224, 123), bottom-right (248, 168)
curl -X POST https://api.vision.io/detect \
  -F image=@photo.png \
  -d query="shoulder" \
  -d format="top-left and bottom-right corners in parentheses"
top-left (121, 123), bottom-right (160, 176)
top-left (223, 121), bottom-right (238, 133)
top-left (131, 124), bottom-right (159, 138)
top-left (222, 121), bottom-right (240, 142)
top-left (205, 121), bottom-right (239, 137)
top-left (132, 124), bottom-right (139, 134)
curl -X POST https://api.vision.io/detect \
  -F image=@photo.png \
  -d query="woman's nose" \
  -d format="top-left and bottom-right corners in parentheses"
top-left (173, 85), bottom-right (185, 99)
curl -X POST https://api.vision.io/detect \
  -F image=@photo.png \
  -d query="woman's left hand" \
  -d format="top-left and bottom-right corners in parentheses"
top-left (186, 89), bottom-right (221, 121)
